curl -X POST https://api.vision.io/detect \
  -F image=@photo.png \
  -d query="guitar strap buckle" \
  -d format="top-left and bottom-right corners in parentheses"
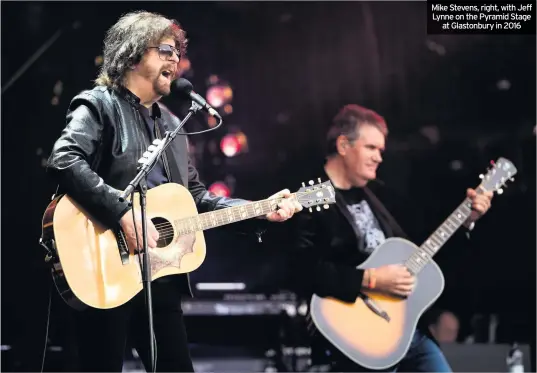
top-left (39, 237), bottom-right (56, 262)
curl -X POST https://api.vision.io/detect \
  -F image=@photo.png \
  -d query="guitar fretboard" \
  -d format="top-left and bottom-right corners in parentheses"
top-left (405, 197), bottom-right (473, 274)
top-left (174, 195), bottom-right (296, 235)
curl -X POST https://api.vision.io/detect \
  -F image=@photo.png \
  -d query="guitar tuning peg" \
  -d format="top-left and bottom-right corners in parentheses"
top-left (496, 188), bottom-right (503, 195)
top-left (316, 206), bottom-right (321, 211)
top-left (309, 180), bottom-right (314, 186)
top-left (302, 182), bottom-right (306, 187)
top-left (510, 177), bottom-right (515, 182)
top-left (479, 174), bottom-right (484, 179)
top-left (308, 207), bottom-right (312, 213)
top-left (323, 204), bottom-right (329, 210)
top-left (317, 177), bottom-right (321, 183)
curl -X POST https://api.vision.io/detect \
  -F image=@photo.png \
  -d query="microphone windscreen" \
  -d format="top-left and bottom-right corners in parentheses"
top-left (175, 78), bottom-right (193, 94)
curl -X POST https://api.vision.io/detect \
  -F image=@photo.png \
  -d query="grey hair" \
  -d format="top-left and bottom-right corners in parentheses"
top-left (95, 11), bottom-right (187, 89)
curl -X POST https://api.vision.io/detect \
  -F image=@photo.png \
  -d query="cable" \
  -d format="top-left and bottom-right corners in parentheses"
top-left (40, 281), bottom-right (53, 373)
top-left (131, 196), bottom-right (144, 277)
top-left (178, 119), bottom-right (222, 135)
top-left (172, 113), bottom-right (223, 136)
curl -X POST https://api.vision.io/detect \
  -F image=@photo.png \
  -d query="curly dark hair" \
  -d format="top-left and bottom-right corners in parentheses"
top-left (95, 11), bottom-right (188, 89)
top-left (326, 104), bottom-right (388, 157)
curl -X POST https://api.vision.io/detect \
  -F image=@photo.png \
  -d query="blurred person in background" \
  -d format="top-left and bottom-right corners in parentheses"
top-left (428, 310), bottom-right (460, 344)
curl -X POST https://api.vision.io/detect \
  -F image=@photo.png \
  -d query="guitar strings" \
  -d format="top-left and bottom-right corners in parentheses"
top-left (123, 192), bottom-right (330, 247)
top-left (138, 191), bottom-right (322, 238)
top-left (147, 192), bottom-right (315, 230)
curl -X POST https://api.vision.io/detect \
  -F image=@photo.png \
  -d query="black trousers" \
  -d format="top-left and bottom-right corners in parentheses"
top-left (61, 278), bottom-right (194, 372)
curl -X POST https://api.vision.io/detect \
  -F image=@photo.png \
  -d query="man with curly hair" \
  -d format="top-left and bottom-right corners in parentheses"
top-left (47, 11), bottom-right (302, 372)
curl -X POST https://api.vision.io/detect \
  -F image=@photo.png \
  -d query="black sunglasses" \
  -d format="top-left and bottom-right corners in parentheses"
top-left (148, 44), bottom-right (180, 61)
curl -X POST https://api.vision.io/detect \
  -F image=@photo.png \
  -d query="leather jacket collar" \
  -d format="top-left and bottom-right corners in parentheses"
top-left (114, 85), bottom-right (162, 119)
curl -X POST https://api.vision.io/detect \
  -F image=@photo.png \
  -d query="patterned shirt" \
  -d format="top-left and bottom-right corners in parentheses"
top-left (337, 187), bottom-right (386, 255)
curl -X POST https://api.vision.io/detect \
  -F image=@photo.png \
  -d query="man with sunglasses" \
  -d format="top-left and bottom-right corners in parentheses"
top-left (47, 10), bottom-right (302, 372)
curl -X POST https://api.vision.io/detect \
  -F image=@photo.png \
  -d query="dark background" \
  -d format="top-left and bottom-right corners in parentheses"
top-left (2, 1), bottom-right (535, 371)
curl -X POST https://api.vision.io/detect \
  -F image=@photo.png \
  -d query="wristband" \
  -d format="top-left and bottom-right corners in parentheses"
top-left (368, 268), bottom-right (376, 289)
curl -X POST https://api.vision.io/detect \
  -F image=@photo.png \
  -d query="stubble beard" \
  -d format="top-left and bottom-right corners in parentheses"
top-left (154, 76), bottom-right (171, 97)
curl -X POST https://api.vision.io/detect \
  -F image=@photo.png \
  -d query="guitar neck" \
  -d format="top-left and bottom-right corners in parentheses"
top-left (173, 194), bottom-right (296, 235)
top-left (403, 157), bottom-right (518, 274)
top-left (406, 197), bottom-right (473, 274)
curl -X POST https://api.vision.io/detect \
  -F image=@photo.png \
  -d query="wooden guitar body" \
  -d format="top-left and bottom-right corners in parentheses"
top-left (310, 237), bottom-right (444, 370)
top-left (40, 183), bottom-right (206, 310)
top-left (40, 179), bottom-right (337, 311)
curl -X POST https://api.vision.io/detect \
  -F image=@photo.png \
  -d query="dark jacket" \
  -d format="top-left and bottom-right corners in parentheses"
top-left (287, 169), bottom-right (474, 362)
top-left (47, 85), bottom-right (256, 295)
top-left (288, 168), bottom-right (472, 309)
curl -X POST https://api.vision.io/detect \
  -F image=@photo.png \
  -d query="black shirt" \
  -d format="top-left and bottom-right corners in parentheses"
top-left (137, 104), bottom-right (169, 189)
top-left (336, 186), bottom-right (387, 256)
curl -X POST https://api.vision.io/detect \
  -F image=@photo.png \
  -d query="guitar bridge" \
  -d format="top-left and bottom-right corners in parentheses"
top-left (359, 293), bottom-right (390, 322)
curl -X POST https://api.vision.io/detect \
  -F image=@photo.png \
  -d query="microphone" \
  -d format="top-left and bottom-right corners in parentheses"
top-left (174, 78), bottom-right (221, 118)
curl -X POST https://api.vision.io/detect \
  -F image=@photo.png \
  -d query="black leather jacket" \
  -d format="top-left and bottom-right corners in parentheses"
top-left (47, 85), bottom-right (255, 294)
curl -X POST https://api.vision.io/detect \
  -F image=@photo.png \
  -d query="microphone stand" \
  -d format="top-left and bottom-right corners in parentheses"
top-left (119, 100), bottom-right (203, 372)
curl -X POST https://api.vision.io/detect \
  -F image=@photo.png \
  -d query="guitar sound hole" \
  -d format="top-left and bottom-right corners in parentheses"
top-left (152, 217), bottom-right (174, 247)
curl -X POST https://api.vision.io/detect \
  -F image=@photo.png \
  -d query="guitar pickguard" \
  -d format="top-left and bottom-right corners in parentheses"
top-left (148, 233), bottom-right (196, 277)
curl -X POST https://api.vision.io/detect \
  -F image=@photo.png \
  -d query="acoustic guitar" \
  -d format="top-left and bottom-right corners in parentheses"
top-left (40, 179), bottom-right (336, 310)
top-left (309, 157), bottom-right (517, 370)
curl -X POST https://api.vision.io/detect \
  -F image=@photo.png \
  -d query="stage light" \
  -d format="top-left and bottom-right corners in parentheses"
top-left (208, 116), bottom-right (217, 128)
top-left (220, 134), bottom-right (243, 157)
top-left (208, 181), bottom-right (231, 197)
top-left (195, 283), bottom-right (246, 291)
top-left (223, 86), bottom-right (233, 100)
top-left (179, 58), bottom-right (191, 71)
top-left (219, 132), bottom-right (248, 157)
top-left (206, 86), bottom-right (225, 108)
top-left (208, 75), bottom-right (219, 85)
top-left (234, 131), bottom-right (248, 150)
top-left (206, 85), bottom-right (233, 108)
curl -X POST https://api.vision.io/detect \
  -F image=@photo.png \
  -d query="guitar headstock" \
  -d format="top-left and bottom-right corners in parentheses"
top-left (478, 157), bottom-right (518, 195)
top-left (296, 178), bottom-right (336, 212)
